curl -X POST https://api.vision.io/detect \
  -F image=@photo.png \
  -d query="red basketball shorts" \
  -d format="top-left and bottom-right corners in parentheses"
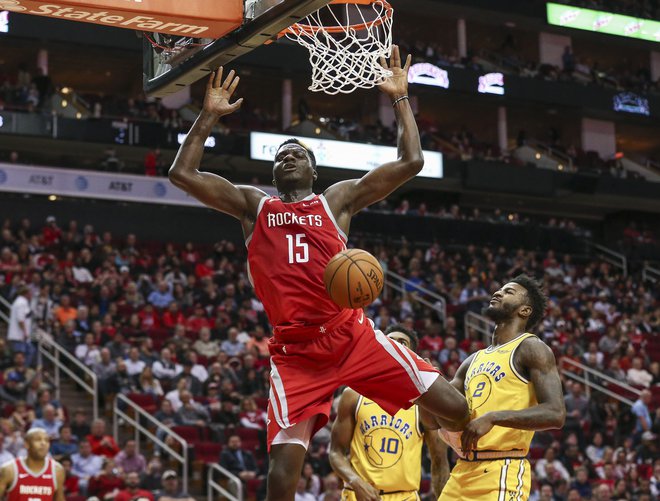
top-left (266, 309), bottom-right (439, 449)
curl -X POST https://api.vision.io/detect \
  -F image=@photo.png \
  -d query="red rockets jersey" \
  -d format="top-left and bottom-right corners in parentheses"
top-left (246, 193), bottom-right (347, 334)
top-left (7, 457), bottom-right (57, 501)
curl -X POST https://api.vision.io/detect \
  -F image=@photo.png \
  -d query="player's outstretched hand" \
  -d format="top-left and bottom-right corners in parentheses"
top-left (378, 44), bottom-right (411, 100)
top-left (203, 67), bottom-right (244, 117)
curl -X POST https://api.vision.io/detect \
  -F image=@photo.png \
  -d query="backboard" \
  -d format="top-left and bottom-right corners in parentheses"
top-left (142, 0), bottom-right (332, 97)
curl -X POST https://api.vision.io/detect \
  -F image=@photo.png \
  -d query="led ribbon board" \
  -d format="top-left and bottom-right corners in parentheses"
top-left (547, 2), bottom-right (660, 42)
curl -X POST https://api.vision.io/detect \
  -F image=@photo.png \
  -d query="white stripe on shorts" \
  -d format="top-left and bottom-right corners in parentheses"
top-left (374, 329), bottom-right (426, 394)
top-left (270, 359), bottom-right (291, 428)
top-left (515, 460), bottom-right (525, 501)
top-left (498, 459), bottom-right (511, 501)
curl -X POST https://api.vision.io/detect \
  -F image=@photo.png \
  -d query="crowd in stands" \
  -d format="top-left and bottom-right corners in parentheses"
top-left (0, 208), bottom-right (658, 500)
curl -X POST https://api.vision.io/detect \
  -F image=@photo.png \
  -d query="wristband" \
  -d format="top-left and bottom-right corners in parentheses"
top-left (392, 95), bottom-right (409, 107)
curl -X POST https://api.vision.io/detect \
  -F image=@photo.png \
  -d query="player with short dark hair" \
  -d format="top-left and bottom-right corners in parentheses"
top-left (0, 428), bottom-right (65, 501)
top-left (438, 275), bottom-right (566, 501)
top-left (169, 45), bottom-right (469, 501)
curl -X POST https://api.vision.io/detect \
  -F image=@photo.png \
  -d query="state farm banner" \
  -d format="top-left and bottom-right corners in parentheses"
top-left (0, 0), bottom-right (243, 37)
top-left (0, 163), bottom-right (276, 207)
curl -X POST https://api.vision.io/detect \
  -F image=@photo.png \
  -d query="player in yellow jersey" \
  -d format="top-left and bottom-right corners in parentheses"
top-left (330, 325), bottom-right (450, 501)
top-left (438, 275), bottom-right (566, 501)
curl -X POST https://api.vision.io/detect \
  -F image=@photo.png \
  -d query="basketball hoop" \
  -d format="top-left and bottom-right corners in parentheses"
top-left (282, 0), bottom-right (394, 95)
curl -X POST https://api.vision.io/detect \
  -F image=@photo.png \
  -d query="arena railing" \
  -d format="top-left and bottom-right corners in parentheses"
top-left (526, 139), bottom-right (574, 172)
top-left (586, 242), bottom-right (628, 277)
top-left (642, 265), bottom-right (660, 283)
top-left (384, 270), bottom-right (447, 326)
top-left (0, 295), bottom-right (10, 324)
top-left (559, 358), bottom-right (642, 406)
top-left (208, 463), bottom-right (243, 501)
top-left (36, 329), bottom-right (99, 420)
top-left (113, 393), bottom-right (189, 494)
top-left (464, 311), bottom-right (495, 345)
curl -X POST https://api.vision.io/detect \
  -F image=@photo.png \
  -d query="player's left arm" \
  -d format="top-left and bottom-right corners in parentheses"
top-left (54, 462), bottom-right (66, 501)
top-left (324, 45), bottom-right (423, 229)
top-left (423, 426), bottom-right (450, 497)
top-left (461, 338), bottom-right (566, 453)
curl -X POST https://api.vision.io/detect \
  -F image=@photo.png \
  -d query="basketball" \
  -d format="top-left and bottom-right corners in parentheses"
top-left (323, 249), bottom-right (384, 309)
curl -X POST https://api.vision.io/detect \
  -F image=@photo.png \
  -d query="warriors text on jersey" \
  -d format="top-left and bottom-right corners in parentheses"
top-left (246, 194), bottom-right (347, 335)
top-left (464, 333), bottom-right (538, 454)
top-left (6, 457), bottom-right (57, 501)
top-left (349, 396), bottom-right (422, 493)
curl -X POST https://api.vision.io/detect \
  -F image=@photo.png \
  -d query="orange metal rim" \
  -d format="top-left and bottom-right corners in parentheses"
top-left (282, 0), bottom-right (392, 35)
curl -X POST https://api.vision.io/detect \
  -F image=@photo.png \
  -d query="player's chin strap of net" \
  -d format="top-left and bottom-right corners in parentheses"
top-left (284, 0), bottom-right (394, 95)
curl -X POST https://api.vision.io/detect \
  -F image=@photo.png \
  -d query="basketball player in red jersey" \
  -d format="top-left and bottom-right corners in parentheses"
top-left (169, 45), bottom-right (468, 501)
top-left (0, 428), bottom-right (65, 501)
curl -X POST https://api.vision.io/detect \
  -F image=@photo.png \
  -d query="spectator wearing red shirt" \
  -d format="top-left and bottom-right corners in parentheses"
top-left (418, 329), bottom-right (444, 354)
top-left (88, 458), bottom-right (125, 499)
top-left (144, 148), bottom-right (159, 177)
top-left (162, 302), bottom-right (185, 329)
top-left (87, 418), bottom-right (120, 458)
top-left (116, 471), bottom-right (154, 501)
top-left (42, 215), bottom-right (62, 246)
top-left (239, 397), bottom-right (267, 430)
top-left (185, 303), bottom-right (211, 334)
top-left (60, 456), bottom-right (80, 497)
top-left (138, 303), bottom-right (160, 332)
top-left (194, 257), bottom-right (215, 279)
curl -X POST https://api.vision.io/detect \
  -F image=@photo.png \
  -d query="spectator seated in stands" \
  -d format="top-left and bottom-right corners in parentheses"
top-left (60, 456), bottom-right (80, 498)
top-left (114, 439), bottom-right (146, 475)
top-left (172, 360), bottom-right (203, 396)
top-left (138, 366), bottom-right (164, 397)
top-left (88, 457), bottom-right (125, 500)
top-left (0, 431), bottom-right (14, 465)
top-left (125, 346), bottom-right (146, 377)
top-left (221, 326), bottom-right (246, 357)
top-left (50, 424), bottom-right (79, 459)
top-left (30, 404), bottom-right (62, 440)
top-left (116, 471), bottom-right (154, 501)
top-left (71, 440), bottom-right (103, 495)
top-left (87, 418), bottom-right (120, 458)
top-left (175, 390), bottom-right (210, 427)
top-left (628, 357), bottom-right (654, 388)
top-left (192, 326), bottom-right (220, 358)
top-left (75, 332), bottom-right (101, 367)
top-left (154, 469), bottom-right (195, 501)
top-left (219, 434), bottom-right (258, 483)
top-left (152, 347), bottom-right (181, 386)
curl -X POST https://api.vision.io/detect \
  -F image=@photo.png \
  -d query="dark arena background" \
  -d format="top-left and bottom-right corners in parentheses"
top-left (0, 0), bottom-right (658, 500)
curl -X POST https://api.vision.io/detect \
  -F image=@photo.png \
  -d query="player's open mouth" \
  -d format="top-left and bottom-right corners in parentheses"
top-left (490, 298), bottom-right (500, 304)
top-left (283, 164), bottom-right (297, 171)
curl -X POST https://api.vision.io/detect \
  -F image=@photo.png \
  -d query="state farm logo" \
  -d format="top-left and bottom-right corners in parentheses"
top-left (0, 1), bottom-right (210, 35)
top-left (0, 1), bottom-right (26, 12)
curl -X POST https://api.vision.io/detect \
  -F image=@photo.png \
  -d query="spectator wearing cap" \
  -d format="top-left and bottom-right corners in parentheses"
top-left (115, 439), bottom-right (147, 475)
top-left (87, 418), bottom-right (120, 458)
top-left (42, 215), bottom-right (61, 246)
top-left (148, 281), bottom-right (174, 309)
top-left (72, 440), bottom-right (103, 495)
top-left (154, 470), bottom-right (195, 501)
top-left (7, 285), bottom-right (34, 365)
top-left (221, 326), bottom-right (246, 357)
top-left (192, 327), bottom-right (220, 358)
top-left (636, 431), bottom-right (658, 463)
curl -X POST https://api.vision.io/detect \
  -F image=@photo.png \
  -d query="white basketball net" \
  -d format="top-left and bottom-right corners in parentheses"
top-left (285, 0), bottom-right (393, 95)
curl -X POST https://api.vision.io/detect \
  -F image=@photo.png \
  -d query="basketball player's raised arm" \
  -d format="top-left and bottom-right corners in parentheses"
top-left (461, 339), bottom-right (566, 453)
top-left (329, 388), bottom-right (380, 501)
top-left (324, 45), bottom-right (423, 219)
top-left (169, 68), bottom-right (266, 227)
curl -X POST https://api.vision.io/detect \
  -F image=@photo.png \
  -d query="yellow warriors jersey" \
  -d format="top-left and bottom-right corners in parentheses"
top-left (464, 333), bottom-right (538, 454)
top-left (349, 395), bottom-right (423, 492)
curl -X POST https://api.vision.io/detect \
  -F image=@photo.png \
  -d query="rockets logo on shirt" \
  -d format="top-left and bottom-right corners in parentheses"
top-left (267, 212), bottom-right (323, 228)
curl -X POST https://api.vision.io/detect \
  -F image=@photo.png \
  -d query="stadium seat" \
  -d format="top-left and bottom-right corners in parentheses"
top-left (195, 442), bottom-right (223, 464)
top-left (127, 393), bottom-right (159, 415)
top-left (172, 425), bottom-right (202, 444)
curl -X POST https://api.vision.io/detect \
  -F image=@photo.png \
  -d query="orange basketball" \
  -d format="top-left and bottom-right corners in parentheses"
top-left (323, 248), bottom-right (384, 309)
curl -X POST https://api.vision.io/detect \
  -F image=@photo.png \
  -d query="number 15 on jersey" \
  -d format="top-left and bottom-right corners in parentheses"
top-left (286, 233), bottom-right (309, 264)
